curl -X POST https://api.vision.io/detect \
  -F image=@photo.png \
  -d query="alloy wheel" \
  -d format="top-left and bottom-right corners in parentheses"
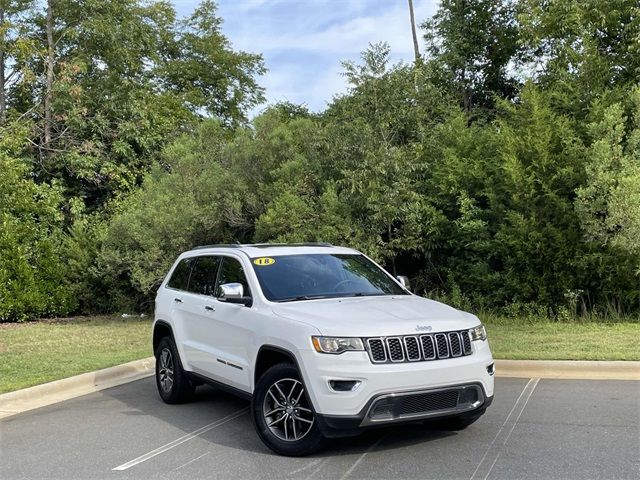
top-left (263, 378), bottom-right (314, 441)
top-left (158, 348), bottom-right (174, 393)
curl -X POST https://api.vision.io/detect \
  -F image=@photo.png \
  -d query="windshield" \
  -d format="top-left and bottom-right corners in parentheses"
top-left (251, 253), bottom-right (408, 302)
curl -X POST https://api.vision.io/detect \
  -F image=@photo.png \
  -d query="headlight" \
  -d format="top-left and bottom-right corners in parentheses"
top-left (469, 324), bottom-right (487, 341)
top-left (312, 336), bottom-right (364, 354)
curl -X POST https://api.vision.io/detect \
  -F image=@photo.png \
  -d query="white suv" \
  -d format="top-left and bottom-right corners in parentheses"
top-left (153, 243), bottom-right (494, 456)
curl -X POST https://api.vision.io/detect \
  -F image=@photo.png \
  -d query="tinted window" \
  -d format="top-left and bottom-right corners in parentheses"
top-left (188, 256), bottom-right (221, 296)
top-left (167, 258), bottom-right (193, 290)
top-left (251, 254), bottom-right (407, 302)
top-left (217, 257), bottom-right (251, 298)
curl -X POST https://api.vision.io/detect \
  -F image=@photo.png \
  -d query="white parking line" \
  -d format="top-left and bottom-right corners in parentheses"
top-left (469, 378), bottom-right (540, 480)
top-left (112, 408), bottom-right (248, 471)
top-left (340, 435), bottom-right (386, 480)
top-left (303, 458), bottom-right (331, 480)
top-left (286, 459), bottom-right (320, 477)
top-left (175, 451), bottom-right (210, 470)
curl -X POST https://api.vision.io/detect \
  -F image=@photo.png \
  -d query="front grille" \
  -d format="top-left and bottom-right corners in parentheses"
top-left (365, 330), bottom-right (473, 364)
top-left (396, 390), bottom-right (460, 416)
top-left (365, 384), bottom-right (483, 424)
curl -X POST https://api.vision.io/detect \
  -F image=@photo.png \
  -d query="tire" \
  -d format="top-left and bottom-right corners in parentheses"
top-left (426, 408), bottom-right (486, 431)
top-left (252, 363), bottom-right (326, 456)
top-left (155, 336), bottom-right (195, 404)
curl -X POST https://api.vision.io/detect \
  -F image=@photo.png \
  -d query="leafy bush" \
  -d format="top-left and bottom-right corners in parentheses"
top-left (2, 0), bottom-right (639, 320)
top-left (0, 153), bottom-right (75, 321)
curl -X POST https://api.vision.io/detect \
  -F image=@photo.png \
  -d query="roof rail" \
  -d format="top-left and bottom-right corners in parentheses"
top-left (192, 244), bottom-right (243, 250)
top-left (249, 242), bottom-right (333, 248)
top-left (192, 242), bottom-right (333, 250)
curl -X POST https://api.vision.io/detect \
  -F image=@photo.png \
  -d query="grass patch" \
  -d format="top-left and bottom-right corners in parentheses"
top-left (0, 314), bottom-right (638, 394)
top-left (0, 316), bottom-right (152, 394)
top-left (483, 316), bottom-right (639, 361)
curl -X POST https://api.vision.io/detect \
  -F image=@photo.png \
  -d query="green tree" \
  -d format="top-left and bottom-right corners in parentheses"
top-left (574, 89), bottom-right (640, 313)
top-left (422, 0), bottom-right (521, 113)
top-left (0, 0), bottom-right (37, 125)
top-left (322, 44), bottom-right (450, 272)
top-left (159, 0), bottom-right (266, 126)
top-left (490, 86), bottom-right (587, 310)
top-left (0, 131), bottom-right (74, 321)
top-left (577, 91), bottom-right (640, 258)
top-left (14, 0), bottom-right (265, 210)
top-left (519, 0), bottom-right (640, 117)
top-left (98, 121), bottom-right (257, 308)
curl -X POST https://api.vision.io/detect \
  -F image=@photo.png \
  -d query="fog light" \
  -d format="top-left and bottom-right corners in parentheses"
top-left (329, 380), bottom-right (361, 392)
top-left (487, 363), bottom-right (495, 376)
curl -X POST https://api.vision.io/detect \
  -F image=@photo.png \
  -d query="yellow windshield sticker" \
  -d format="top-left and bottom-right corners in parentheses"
top-left (253, 257), bottom-right (275, 266)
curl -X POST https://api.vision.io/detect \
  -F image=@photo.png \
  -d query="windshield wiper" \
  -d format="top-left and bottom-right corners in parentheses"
top-left (343, 292), bottom-right (387, 297)
top-left (277, 292), bottom-right (388, 302)
top-left (278, 295), bottom-right (334, 303)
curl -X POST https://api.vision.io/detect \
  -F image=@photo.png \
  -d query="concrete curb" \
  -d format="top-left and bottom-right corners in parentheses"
top-left (1, 358), bottom-right (638, 420)
top-left (0, 356), bottom-right (155, 420)
top-left (495, 359), bottom-right (640, 381)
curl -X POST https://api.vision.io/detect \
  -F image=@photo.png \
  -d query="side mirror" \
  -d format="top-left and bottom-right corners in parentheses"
top-left (396, 275), bottom-right (411, 291)
top-left (218, 283), bottom-right (252, 306)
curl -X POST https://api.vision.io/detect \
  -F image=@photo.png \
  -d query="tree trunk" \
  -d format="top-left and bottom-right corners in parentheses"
top-left (44, 0), bottom-right (54, 152)
top-left (0, 7), bottom-right (6, 126)
top-left (407, 0), bottom-right (420, 64)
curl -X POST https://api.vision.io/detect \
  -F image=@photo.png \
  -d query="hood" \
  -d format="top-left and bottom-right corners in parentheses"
top-left (271, 295), bottom-right (479, 337)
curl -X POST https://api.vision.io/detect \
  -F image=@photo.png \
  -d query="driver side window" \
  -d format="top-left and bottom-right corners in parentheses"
top-left (216, 257), bottom-right (251, 298)
top-left (188, 256), bottom-right (221, 296)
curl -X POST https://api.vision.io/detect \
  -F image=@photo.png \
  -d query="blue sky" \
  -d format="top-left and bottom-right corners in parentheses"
top-left (173, 0), bottom-right (439, 113)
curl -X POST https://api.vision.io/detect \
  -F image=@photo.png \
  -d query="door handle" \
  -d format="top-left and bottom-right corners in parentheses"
top-left (174, 298), bottom-right (183, 303)
top-left (205, 305), bottom-right (215, 311)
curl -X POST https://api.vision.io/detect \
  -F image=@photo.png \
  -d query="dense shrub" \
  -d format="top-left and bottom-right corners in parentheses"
top-left (1, 0), bottom-right (638, 319)
top-left (0, 153), bottom-right (75, 321)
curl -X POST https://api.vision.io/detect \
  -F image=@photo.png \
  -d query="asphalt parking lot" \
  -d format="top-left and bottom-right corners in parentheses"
top-left (1, 377), bottom-right (638, 480)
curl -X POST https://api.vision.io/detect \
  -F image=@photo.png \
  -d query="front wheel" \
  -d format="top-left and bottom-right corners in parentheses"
top-left (155, 337), bottom-right (194, 404)
top-left (252, 363), bottom-right (326, 456)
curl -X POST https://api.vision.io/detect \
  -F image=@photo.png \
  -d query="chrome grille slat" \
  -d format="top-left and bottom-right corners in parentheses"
top-left (403, 336), bottom-right (421, 361)
top-left (420, 335), bottom-right (436, 360)
top-left (461, 331), bottom-right (472, 355)
top-left (435, 333), bottom-right (450, 359)
top-left (448, 332), bottom-right (462, 357)
top-left (365, 330), bottom-right (474, 364)
top-left (367, 338), bottom-right (387, 363)
top-left (386, 337), bottom-right (405, 362)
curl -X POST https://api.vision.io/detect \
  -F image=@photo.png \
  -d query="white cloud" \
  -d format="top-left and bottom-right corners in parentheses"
top-left (239, 1), bottom-right (435, 57)
top-left (175, 0), bottom-right (439, 113)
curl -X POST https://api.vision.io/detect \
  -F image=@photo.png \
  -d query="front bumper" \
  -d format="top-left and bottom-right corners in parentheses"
top-left (298, 338), bottom-right (494, 418)
top-left (315, 383), bottom-right (493, 437)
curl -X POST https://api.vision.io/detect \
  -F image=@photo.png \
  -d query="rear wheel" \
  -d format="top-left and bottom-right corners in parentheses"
top-left (252, 363), bottom-right (325, 456)
top-left (155, 337), bottom-right (194, 404)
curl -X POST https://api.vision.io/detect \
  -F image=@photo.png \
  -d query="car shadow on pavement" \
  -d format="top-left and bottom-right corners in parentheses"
top-left (103, 377), bottom-right (458, 458)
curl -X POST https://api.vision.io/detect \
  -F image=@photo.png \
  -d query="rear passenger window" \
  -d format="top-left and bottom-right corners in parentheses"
top-left (167, 258), bottom-right (193, 290)
top-left (217, 257), bottom-right (251, 298)
top-left (188, 256), bottom-right (221, 296)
